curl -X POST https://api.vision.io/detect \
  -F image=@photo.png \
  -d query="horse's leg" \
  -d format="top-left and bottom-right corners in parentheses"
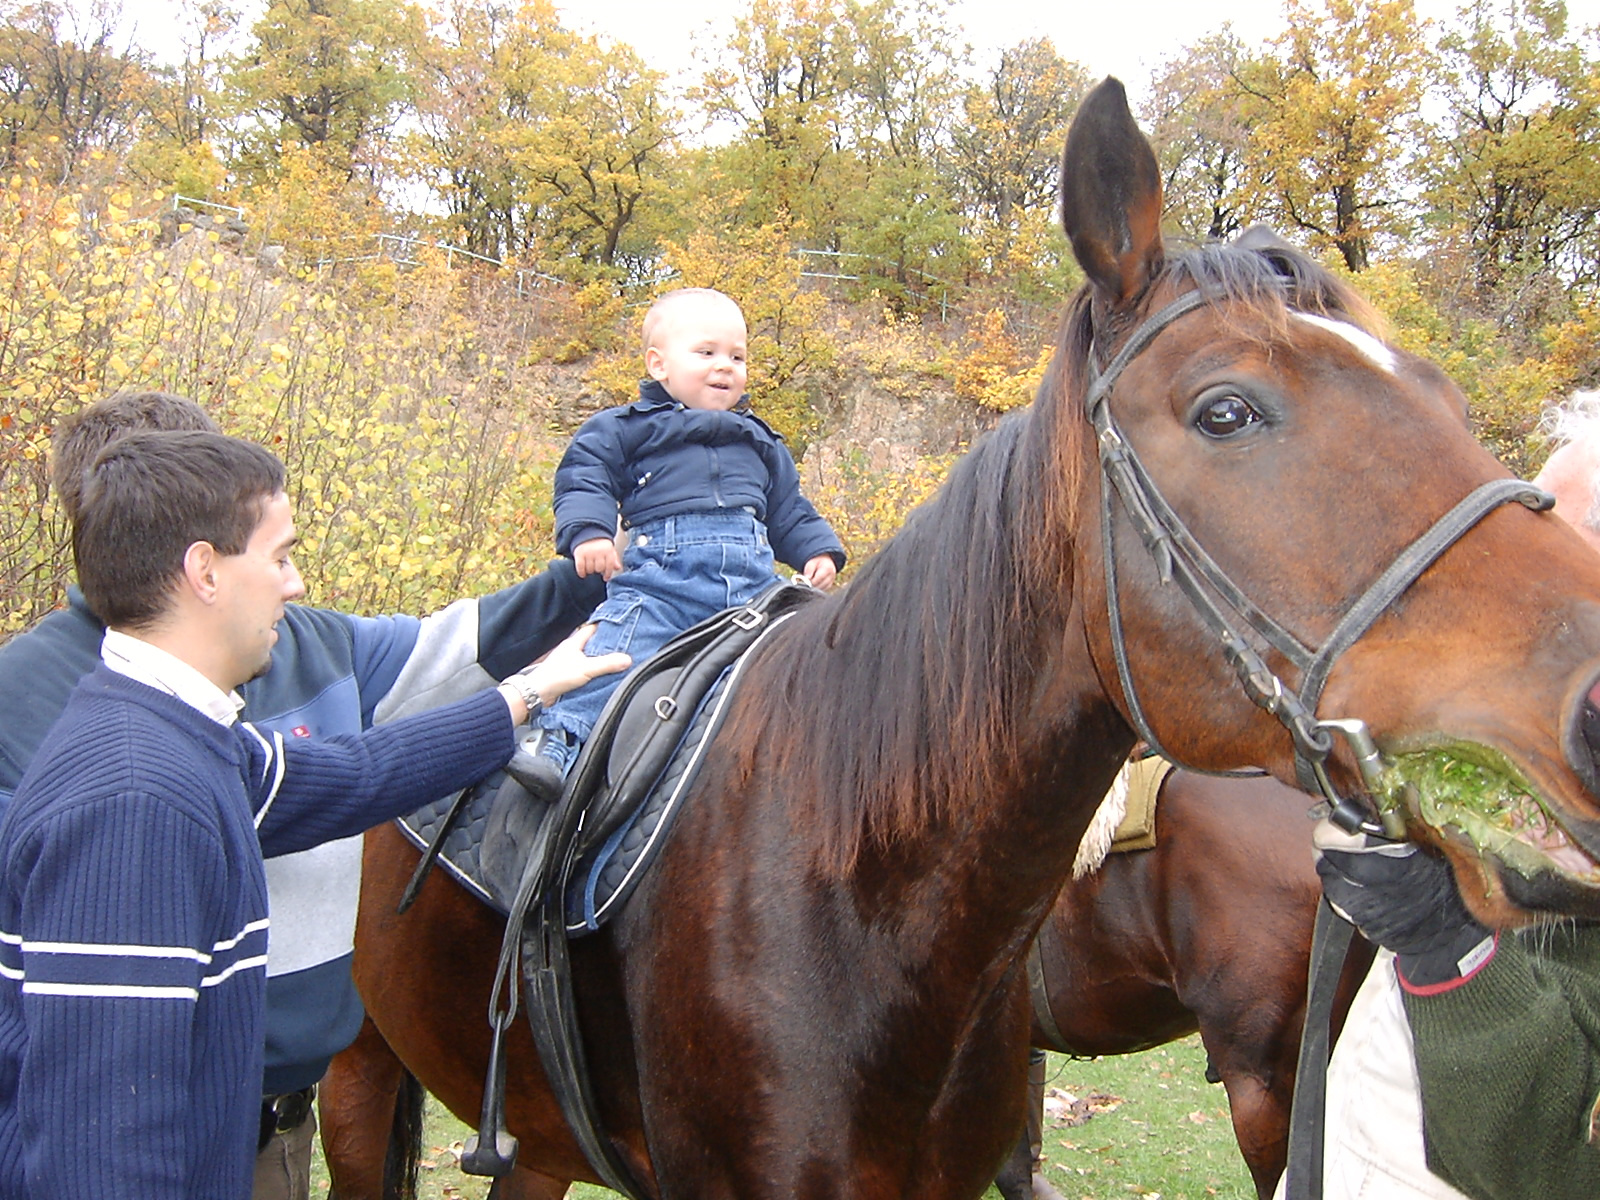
top-left (1212, 1068), bottom-right (1286, 1200)
top-left (321, 1016), bottom-right (414, 1200)
top-left (994, 1051), bottom-right (1069, 1200)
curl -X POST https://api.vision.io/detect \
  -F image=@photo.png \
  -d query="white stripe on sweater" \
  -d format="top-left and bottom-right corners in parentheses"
top-left (201, 954), bottom-right (269, 986)
top-left (11, 917), bottom-right (269, 964)
top-left (240, 722), bottom-right (287, 828)
top-left (22, 982), bottom-right (199, 1000)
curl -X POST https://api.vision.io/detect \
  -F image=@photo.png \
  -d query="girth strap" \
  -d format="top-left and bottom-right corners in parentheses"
top-left (1026, 939), bottom-right (1071, 1056)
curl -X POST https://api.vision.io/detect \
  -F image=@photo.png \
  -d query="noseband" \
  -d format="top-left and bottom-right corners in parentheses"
top-left (1086, 286), bottom-right (1552, 833)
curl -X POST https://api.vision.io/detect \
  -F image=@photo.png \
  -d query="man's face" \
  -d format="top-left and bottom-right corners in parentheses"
top-left (213, 491), bottom-right (305, 686)
top-left (645, 295), bottom-right (749, 412)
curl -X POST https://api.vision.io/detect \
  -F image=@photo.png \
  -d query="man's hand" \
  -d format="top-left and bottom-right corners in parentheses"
top-left (802, 554), bottom-right (838, 591)
top-left (498, 624), bottom-right (631, 722)
top-left (575, 537), bottom-right (623, 580)
top-left (1313, 818), bottom-right (1495, 992)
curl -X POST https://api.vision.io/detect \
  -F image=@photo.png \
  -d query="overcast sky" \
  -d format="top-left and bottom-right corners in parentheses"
top-left (113, 0), bottom-right (1600, 103)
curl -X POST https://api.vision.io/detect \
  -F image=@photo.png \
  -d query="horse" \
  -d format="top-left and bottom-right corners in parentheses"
top-left (321, 76), bottom-right (1600, 1200)
top-left (991, 770), bottom-right (1375, 1200)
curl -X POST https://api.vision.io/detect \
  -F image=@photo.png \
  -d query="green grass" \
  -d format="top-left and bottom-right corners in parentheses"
top-left (311, 1035), bottom-right (1256, 1199)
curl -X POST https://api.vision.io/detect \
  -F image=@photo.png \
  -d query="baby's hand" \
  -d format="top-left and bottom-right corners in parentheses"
top-left (802, 555), bottom-right (838, 591)
top-left (575, 537), bottom-right (624, 580)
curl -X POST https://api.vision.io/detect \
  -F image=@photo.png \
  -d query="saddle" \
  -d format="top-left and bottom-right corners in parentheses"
top-left (412, 580), bottom-right (822, 1196)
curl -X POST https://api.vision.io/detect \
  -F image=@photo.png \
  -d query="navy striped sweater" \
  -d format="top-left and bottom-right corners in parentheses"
top-left (0, 667), bottom-right (514, 1199)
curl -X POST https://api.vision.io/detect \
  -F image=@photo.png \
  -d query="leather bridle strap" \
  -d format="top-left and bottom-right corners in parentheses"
top-left (1086, 288), bottom-right (1553, 829)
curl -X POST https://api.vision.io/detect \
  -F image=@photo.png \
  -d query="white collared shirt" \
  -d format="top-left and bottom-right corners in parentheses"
top-left (101, 629), bottom-right (245, 728)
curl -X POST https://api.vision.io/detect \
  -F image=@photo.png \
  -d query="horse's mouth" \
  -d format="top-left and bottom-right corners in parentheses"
top-left (1376, 745), bottom-right (1600, 885)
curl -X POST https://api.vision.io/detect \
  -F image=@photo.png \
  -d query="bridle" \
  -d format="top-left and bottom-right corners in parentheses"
top-left (1085, 284), bottom-right (1553, 834)
top-left (1086, 282), bottom-right (1553, 1200)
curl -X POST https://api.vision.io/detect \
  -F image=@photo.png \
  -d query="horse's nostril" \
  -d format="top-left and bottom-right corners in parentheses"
top-left (1564, 666), bottom-right (1600, 799)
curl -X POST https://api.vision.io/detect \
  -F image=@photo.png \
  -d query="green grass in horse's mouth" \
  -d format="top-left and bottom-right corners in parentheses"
top-left (1376, 746), bottom-right (1600, 882)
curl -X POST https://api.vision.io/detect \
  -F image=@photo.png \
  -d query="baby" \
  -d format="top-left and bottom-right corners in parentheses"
top-left (520, 287), bottom-right (844, 798)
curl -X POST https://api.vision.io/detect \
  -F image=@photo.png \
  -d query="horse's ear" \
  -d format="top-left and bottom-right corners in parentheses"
top-left (1234, 224), bottom-right (1294, 253)
top-left (1060, 77), bottom-right (1165, 311)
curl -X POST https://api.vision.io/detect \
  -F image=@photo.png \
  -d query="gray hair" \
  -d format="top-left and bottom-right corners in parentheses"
top-left (1539, 391), bottom-right (1600, 535)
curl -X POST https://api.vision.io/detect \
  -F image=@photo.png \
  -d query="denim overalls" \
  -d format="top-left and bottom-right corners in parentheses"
top-left (533, 508), bottom-right (779, 774)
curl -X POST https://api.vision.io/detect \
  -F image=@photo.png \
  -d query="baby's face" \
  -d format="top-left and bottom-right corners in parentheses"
top-left (646, 295), bottom-right (749, 411)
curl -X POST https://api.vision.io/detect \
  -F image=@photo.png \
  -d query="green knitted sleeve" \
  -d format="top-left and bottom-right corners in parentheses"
top-left (1404, 924), bottom-right (1600, 1200)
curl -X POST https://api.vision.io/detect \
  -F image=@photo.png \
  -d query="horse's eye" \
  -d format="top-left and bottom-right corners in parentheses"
top-left (1195, 394), bottom-right (1261, 438)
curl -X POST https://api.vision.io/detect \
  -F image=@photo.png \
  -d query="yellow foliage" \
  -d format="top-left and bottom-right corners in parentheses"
top-left (0, 170), bottom-right (568, 635)
top-left (807, 449), bottom-right (958, 572)
top-left (949, 308), bottom-right (1049, 411)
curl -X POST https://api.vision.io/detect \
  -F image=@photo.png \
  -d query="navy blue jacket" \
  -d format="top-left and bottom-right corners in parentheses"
top-left (554, 381), bottom-right (845, 572)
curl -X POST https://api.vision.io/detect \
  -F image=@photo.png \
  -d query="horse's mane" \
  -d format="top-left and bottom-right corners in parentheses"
top-left (732, 235), bottom-right (1373, 875)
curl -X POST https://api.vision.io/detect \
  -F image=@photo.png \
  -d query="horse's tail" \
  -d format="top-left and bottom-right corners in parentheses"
top-left (381, 1069), bottom-right (427, 1200)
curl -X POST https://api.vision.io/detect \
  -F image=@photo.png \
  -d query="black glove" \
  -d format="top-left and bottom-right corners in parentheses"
top-left (1313, 818), bottom-right (1495, 991)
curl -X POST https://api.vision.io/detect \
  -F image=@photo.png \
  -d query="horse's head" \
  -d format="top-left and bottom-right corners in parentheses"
top-left (1056, 77), bottom-right (1600, 928)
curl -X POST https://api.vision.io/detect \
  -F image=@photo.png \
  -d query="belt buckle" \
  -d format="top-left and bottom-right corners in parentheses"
top-left (265, 1085), bottom-right (315, 1137)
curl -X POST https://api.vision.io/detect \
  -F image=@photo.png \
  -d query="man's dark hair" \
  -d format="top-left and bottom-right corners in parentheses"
top-left (51, 391), bottom-right (219, 525)
top-left (74, 431), bottom-right (286, 630)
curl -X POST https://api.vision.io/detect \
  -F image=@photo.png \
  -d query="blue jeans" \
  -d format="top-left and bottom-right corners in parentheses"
top-left (536, 509), bottom-right (779, 773)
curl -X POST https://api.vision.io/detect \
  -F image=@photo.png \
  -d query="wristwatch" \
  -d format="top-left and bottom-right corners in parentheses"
top-left (499, 672), bottom-right (545, 716)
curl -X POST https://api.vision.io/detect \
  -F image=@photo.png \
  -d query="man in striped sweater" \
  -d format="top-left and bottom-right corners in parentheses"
top-left (0, 391), bottom-right (608, 1198)
top-left (0, 431), bottom-right (626, 1199)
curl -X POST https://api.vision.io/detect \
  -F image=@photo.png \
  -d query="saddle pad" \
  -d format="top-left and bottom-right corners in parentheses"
top-left (394, 610), bottom-right (792, 929)
top-left (1070, 753), bottom-right (1172, 878)
top-left (1111, 754), bottom-right (1170, 852)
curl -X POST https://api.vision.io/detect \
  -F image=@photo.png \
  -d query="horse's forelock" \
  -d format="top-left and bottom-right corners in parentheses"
top-left (1166, 240), bottom-right (1385, 344)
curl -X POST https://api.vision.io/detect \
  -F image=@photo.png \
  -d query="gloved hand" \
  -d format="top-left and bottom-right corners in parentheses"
top-left (1313, 818), bottom-right (1496, 992)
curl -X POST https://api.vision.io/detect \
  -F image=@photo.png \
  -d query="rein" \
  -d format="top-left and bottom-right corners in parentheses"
top-left (1086, 287), bottom-right (1552, 833)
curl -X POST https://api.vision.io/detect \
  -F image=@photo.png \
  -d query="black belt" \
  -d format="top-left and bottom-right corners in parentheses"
top-left (258, 1085), bottom-right (316, 1150)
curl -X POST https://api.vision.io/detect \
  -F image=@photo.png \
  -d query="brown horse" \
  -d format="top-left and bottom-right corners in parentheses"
top-left (991, 770), bottom-right (1374, 1200)
top-left (323, 78), bottom-right (1600, 1200)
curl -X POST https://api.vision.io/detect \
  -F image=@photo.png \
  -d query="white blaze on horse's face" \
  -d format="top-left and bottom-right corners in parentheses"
top-left (1293, 312), bottom-right (1398, 374)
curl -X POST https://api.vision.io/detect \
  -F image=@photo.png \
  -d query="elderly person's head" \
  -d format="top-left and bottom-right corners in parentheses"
top-left (1535, 391), bottom-right (1600, 554)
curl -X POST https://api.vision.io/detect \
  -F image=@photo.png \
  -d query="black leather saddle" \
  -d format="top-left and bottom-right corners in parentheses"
top-left (441, 580), bottom-right (822, 1196)
top-left (395, 581), bottom-right (817, 929)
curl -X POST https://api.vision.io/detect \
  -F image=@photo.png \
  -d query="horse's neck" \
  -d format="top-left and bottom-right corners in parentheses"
top-left (851, 655), bottom-right (1135, 962)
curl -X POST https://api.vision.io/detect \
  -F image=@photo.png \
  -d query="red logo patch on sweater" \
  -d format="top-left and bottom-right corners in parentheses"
top-left (292, 725), bottom-right (311, 738)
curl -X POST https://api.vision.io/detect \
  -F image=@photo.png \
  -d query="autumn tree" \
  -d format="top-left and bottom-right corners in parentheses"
top-left (950, 39), bottom-right (1082, 230)
top-left (1417, 0), bottom-right (1600, 305)
top-left (947, 37), bottom-right (1084, 311)
top-left (129, 0), bottom-right (237, 195)
top-left (1241, 0), bottom-right (1433, 270)
top-left (830, 0), bottom-right (966, 302)
top-left (0, 0), bottom-right (151, 178)
top-left (401, 0), bottom-right (674, 272)
top-left (227, 0), bottom-right (423, 178)
top-left (690, 0), bottom-right (858, 240)
top-left (1143, 31), bottom-right (1266, 241)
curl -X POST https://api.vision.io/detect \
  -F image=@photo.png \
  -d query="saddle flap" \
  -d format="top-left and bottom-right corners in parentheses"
top-left (606, 666), bottom-right (682, 791)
